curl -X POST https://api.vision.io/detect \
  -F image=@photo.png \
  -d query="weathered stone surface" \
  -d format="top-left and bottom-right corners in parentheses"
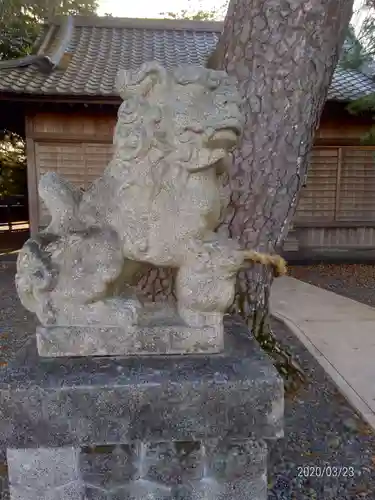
top-left (36, 319), bottom-right (223, 357)
top-left (7, 447), bottom-right (82, 500)
top-left (0, 319), bottom-right (283, 449)
top-left (2, 319), bottom-right (282, 500)
top-left (15, 62), bottom-right (255, 357)
top-left (7, 440), bottom-right (267, 500)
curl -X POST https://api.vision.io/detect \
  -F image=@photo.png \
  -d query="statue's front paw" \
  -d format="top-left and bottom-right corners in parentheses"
top-left (106, 298), bottom-right (142, 325)
top-left (178, 306), bottom-right (222, 329)
top-left (54, 297), bottom-right (142, 327)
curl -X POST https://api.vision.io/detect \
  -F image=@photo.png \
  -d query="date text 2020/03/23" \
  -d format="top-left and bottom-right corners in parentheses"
top-left (297, 466), bottom-right (355, 478)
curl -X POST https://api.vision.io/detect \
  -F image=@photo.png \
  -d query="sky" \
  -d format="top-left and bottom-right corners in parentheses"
top-left (97, 0), bottom-right (367, 34)
top-left (97, 0), bottom-right (223, 18)
top-left (98, 0), bottom-right (370, 29)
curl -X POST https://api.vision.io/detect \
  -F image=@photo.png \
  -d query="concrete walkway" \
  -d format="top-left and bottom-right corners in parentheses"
top-left (271, 276), bottom-right (375, 431)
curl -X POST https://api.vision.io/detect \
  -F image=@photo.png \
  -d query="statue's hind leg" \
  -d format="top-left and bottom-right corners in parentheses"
top-left (17, 225), bottom-right (144, 329)
top-left (51, 228), bottom-right (144, 327)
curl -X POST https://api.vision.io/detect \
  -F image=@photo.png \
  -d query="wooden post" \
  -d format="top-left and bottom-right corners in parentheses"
top-left (334, 147), bottom-right (343, 220)
top-left (25, 115), bottom-right (39, 236)
top-left (7, 201), bottom-right (12, 232)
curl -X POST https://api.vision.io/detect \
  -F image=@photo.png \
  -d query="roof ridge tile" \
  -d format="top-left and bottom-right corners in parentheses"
top-left (50, 15), bottom-right (224, 33)
top-left (0, 18), bottom-right (374, 102)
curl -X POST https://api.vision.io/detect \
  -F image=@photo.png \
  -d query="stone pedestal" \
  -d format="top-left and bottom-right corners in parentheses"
top-left (0, 318), bottom-right (284, 500)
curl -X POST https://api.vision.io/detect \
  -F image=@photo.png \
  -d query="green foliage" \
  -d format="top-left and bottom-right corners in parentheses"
top-left (345, 102), bottom-right (375, 144)
top-left (340, 24), bottom-right (371, 70)
top-left (160, 0), bottom-right (228, 21)
top-left (0, 1), bottom-right (99, 197)
top-left (339, 5), bottom-right (375, 145)
top-left (0, 134), bottom-right (27, 197)
top-left (359, 129), bottom-right (375, 144)
top-left (161, 9), bottom-right (218, 21)
top-left (0, 1), bottom-right (38, 59)
top-left (347, 93), bottom-right (375, 114)
top-left (0, 0), bottom-right (98, 60)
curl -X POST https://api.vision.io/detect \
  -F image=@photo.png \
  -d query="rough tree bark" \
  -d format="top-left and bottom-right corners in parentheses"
top-left (138, 0), bottom-right (354, 383)
top-left (206, 0), bottom-right (354, 381)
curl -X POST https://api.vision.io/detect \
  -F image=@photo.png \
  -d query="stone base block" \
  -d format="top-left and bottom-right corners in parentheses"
top-left (36, 322), bottom-right (222, 358)
top-left (7, 440), bottom-right (267, 500)
top-left (0, 317), bottom-right (284, 500)
top-left (7, 447), bottom-right (82, 500)
top-left (0, 319), bottom-right (283, 447)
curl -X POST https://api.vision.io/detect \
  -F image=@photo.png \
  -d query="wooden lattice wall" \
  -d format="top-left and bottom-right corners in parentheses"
top-left (26, 112), bottom-right (115, 231)
top-left (36, 142), bottom-right (113, 226)
top-left (25, 110), bottom-right (375, 254)
top-left (296, 146), bottom-right (375, 223)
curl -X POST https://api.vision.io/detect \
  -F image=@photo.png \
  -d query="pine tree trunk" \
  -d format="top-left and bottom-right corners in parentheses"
top-left (205, 0), bottom-right (354, 379)
top-left (137, 0), bottom-right (353, 382)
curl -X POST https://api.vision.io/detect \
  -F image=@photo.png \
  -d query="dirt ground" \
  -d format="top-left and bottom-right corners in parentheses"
top-left (289, 263), bottom-right (375, 308)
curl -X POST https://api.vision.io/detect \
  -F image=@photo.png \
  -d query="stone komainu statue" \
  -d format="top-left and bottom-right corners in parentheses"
top-left (16, 61), bottom-right (286, 356)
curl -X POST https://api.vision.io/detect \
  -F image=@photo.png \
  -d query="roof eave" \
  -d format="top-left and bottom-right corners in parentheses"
top-left (0, 92), bottom-right (121, 105)
top-left (0, 91), bottom-right (353, 107)
top-left (50, 14), bottom-right (224, 32)
top-left (0, 16), bottom-right (74, 72)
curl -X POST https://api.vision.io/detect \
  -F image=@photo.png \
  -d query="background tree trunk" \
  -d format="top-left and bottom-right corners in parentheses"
top-left (206, 0), bottom-right (354, 380)
top-left (138, 0), bottom-right (354, 383)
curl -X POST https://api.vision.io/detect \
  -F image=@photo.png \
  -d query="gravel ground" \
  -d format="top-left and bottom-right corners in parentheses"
top-left (289, 264), bottom-right (375, 308)
top-left (268, 317), bottom-right (375, 500)
top-left (0, 262), bottom-right (374, 499)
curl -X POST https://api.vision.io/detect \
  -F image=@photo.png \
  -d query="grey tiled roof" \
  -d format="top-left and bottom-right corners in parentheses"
top-left (0, 17), bottom-right (221, 96)
top-left (328, 66), bottom-right (375, 101)
top-left (1, 16), bottom-right (375, 102)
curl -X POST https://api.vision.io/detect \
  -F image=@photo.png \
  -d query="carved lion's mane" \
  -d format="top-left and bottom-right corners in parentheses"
top-left (105, 61), bottom-right (236, 196)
